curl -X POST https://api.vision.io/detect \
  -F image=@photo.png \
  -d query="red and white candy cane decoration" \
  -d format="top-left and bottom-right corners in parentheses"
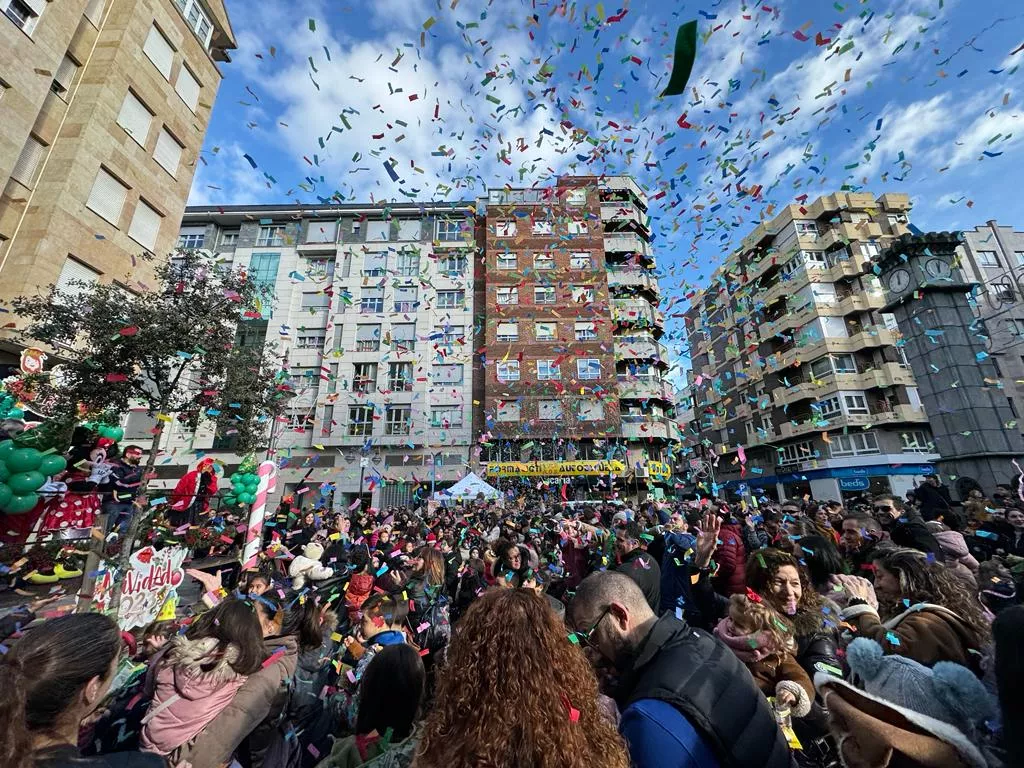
top-left (240, 460), bottom-right (277, 569)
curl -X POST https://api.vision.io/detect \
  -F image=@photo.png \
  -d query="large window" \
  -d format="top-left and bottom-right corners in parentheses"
top-left (388, 362), bottom-right (414, 391)
top-left (496, 322), bottom-right (518, 342)
top-left (497, 287), bottom-right (518, 305)
top-left (435, 219), bottom-right (463, 242)
top-left (843, 393), bottom-right (869, 415)
top-left (392, 324), bottom-right (416, 352)
top-left (3, 0), bottom-right (43, 34)
top-left (794, 220), bottom-right (819, 239)
top-left (575, 321), bottom-right (597, 341)
top-left (385, 406), bottom-right (411, 435)
top-left (437, 290), bottom-right (465, 308)
top-left (303, 257), bottom-right (335, 281)
top-left (54, 257), bottom-right (100, 299)
top-left (568, 220), bottom-right (588, 235)
top-left (977, 250), bottom-right (1000, 267)
top-left (362, 252), bottom-right (387, 276)
top-left (248, 253), bottom-right (280, 286)
top-left (356, 324), bottom-right (381, 351)
top-left (349, 406), bottom-right (374, 436)
top-left (51, 55), bottom-right (79, 99)
top-left (154, 128), bottom-right (183, 176)
top-left (431, 406), bottom-right (463, 428)
top-left (495, 221), bottom-right (516, 237)
top-left (538, 400), bottom-right (563, 420)
top-left (532, 220), bottom-right (553, 235)
top-left (394, 286), bottom-right (418, 312)
top-left (497, 252), bottom-right (517, 270)
top-left (143, 24), bottom-right (174, 79)
top-left (296, 331), bottom-right (326, 349)
top-left (816, 396), bottom-right (842, 419)
top-left (300, 292), bottom-right (330, 310)
top-left (565, 188), bottom-right (587, 206)
top-left (570, 252), bottom-right (593, 270)
top-left (577, 359), bottom-right (601, 380)
top-left (535, 321), bottom-right (556, 341)
top-left (174, 66), bottom-right (200, 113)
top-left (537, 360), bottom-right (560, 380)
top-left (117, 91), bottom-right (154, 148)
top-left (396, 251), bottom-right (420, 277)
top-left (497, 400), bottom-right (520, 422)
top-left (306, 220), bottom-right (338, 244)
top-left (10, 135), bottom-right (46, 189)
top-left (353, 363), bottom-right (377, 393)
top-left (534, 253), bottom-right (554, 271)
top-left (439, 254), bottom-right (467, 276)
top-left (571, 285), bottom-right (594, 303)
top-left (497, 361), bottom-right (520, 382)
top-left (86, 167), bottom-right (128, 226)
top-left (829, 432), bottom-right (880, 458)
top-left (578, 399), bottom-right (605, 421)
top-left (434, 325), bottom-right (464, 345)
top-left (360, 287), bottom-right (384, 313)
top-left (366, 220), bottom-right (390, 241)
top-left (174, 0), bottom-right (214, 47)
top-left (431, 364), bottom-right (464, 384)
top-left (257, 225), bottom-right (286, 246)
top-left (177, 232), bottom-right (205, 250)
top-left (396, 220), bottom-right (421, 240)
top-left (777, 441), bottom-right (815, 466)
top-left (127, 200), bottom-right (161, 251)
top-left (900, 430), bottom-right (932, 453)
top-left (534, 286), bottom-right (556, 304)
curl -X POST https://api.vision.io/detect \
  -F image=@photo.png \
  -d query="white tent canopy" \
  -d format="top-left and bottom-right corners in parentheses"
top-left (432, 472), bottom-right (501, 502)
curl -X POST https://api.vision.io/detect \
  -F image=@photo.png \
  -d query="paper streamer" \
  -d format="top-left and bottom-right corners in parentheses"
top-left (660, 20), bottom-right (698, 97)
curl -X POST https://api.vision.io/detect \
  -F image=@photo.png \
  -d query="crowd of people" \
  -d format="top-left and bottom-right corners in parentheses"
top-left (3, 476), bottom-right (1024, 768)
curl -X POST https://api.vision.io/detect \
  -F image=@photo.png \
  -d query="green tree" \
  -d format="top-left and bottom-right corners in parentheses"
top-left (12, 251), bottom-right (293, 605)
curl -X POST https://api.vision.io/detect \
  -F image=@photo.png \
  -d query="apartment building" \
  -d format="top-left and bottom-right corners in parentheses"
top-left (481, 175), bottom-right (678, 499)
top-left (685, 192), bottom-right (939, 503)
top-left (955, 221), bottom-right (1024, 435)
top-left (0, 0), bottom-right (235, 370)
top-left (147, 203), bottom-right (479, 510)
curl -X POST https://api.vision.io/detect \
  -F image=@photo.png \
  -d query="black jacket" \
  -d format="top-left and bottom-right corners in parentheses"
top-left (914, 483), bottom-right (952, 521)
top-left (617, 614), bottom-right (792, 768)
top-left (35, 746), bottom-right (165, 768)
top-left (616, 549), bottom-right (661, 613)
top-left (881, 510), bottom-right (941, 558)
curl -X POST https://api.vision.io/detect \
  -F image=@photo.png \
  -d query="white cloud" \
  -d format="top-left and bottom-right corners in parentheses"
top-left (187, 142), bottom-right (282, 206)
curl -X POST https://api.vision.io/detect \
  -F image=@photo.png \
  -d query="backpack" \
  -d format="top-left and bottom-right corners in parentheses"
top-left (255, 674), bottom-right (302, 768)
top-left (411, 593), bottom-right (451, 658)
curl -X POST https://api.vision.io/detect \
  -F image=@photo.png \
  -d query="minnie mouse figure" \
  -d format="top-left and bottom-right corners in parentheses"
top-left (40, 444), bottom-right (109, 537)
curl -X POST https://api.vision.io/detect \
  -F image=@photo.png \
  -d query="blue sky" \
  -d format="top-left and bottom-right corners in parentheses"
top-left (190, 0), bottom-right (1024, 365)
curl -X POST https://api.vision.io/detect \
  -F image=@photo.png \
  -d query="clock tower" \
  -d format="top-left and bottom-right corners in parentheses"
top-left (876, 232), bottom-right (1024, 494)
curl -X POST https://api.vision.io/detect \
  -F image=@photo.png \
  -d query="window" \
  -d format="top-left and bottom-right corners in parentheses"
top-left (285, 411), bottom-right (314, 430)
top-left (143, 25), bottom-right (174, 79)
top-left (353, 363), bottom-right (378, 393)
top-left (577, 359), bottom-right (601, 380)
top-left (1008, 319), bottom-right (1024, 337)
top-left (396, 251), bottom-right (420, 277)
top-left (495, 221), bottom-right (516, 237)
top-left (434, 325), bottom-right (464, 345)
top-left (534, 253), bottom-right (554, 270)
top-left (843, 393), bottom-right (869, 415)
top-left (360, 287), bottom-right (384, 313)
top-left (534, 286), bottom-right (555, 304)
top-left (977, 250), bottom-right (1000, 267)
top-left (385, 406), bottom-right (411, 435)
top-left (84, 0), bottom-right (105, 24)
top-left (349, 406), bottom-right (374, 436)
top-left (175, 66), bottom-right (201, 112)
top-left (127, 200), bottom-right (161, 251)
top-left (437, 290), bottom-right (465, 309)
top-left (887, 213), bottom-right (909, 226)
top-left (532, 220), bottom-right (553, 235)
top-left (356, 325), bottom-right (381, 351)
top-left (578, 399), bottom-right (605, 421)
top-left (431, 364), bottom-right (463, 384)
top-left (860, 242), bottom-right (882, 258)
top-left (257, 225), bottom-right (285, 246)
top-left (496, 322), bottom-right (518, 342)
top-left (396, 220), bottom-right (421, 240)
top-left (117, 91), bottom-right (153, 148)
top-left (571, 285), bottom-right (594, 303)
top-left (829, 432), bottom-right (880, 457)
top-left (833, 354), bottom-right (857, 373)
top-left (306, 220), bottom-right (338, 244)
top-left (366, 220), bottom-right (390, 241)
top-left (537, 360), bottom-right (561, 380)
top-left (570, 252), bottom-right (593, 270)
top-left (794, 220), bottom-right (819, 238)
top-left (568, 220), bottom-right (588, 235)
top-left (86, 168), bottom-right (128, 226)
top-left (565, 188), bottom-right (587, 206)
top-left (304, 258), bottom-right (335, 280)
top-left (439, 254), bottom-right (467, 276)
top-left (248, 253), bottom-right (280, 286)
top-left (816, 396), bottom-right (842, 419)
top-left (497, 252), bottom-right (517, 270)
top-left (10, 135), bottom-right (46, 188)
top-left (387, 364), bottom-right (411, 393)
top-left (3, 0), bottom-right (42, 34)
top-left (431, 406), bottom-right (463, 428)
top-left (497, 287), bottom-right (518, 305)
top-left (575, 321), bottom-right (596, 341)
top-left (497, 401), bottom-right (520, 422)
top-left (1016, 251), bottom-right (1024, 267)
top-left (301, 292), bottom-right (330, 310)
top-left (538, 400), bottom-right (563, 420)
top-left (177, 232), bottom-right (205, 249)
top-left (51, 55), bottom-right (79, 98)
top-left (392, 323), bottom-right (416, 352)
top-left (54, 257), bottom-right (101, 298)
top-left (296, 331), bottom-right (326, 349)
top-left (362, 252), bottom-right (387, 276)
top-left (535, 322), bottom-right (556, 341)
top-left (900, 430), bottom-right (932, 453)
top-left (177, 0), bottom-right (213, 47)
top-left (497, 361), bottom-right (520, 382)
top-left (435, 219), bottom-right (463, 242)
top-left (394, 286), bottom-right (418, 312)
top-left (153, 128), bottom-right (183, 176)
top-left (777, 441), bottom-right (815, 466)
top-left (993, 281), bottom-right (1015, 303)
top-left (219, 231), bottom-right (239, 248)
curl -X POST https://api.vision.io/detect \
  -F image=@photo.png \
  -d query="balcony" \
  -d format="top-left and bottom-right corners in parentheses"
top-left (818, 222), bottom-right (883, 250)
top-left (614, 337), bottom-right (669, 362)
top-left (612, 299), bottom-right (664, 329)
top-left (833, 292), bottom-right (887, 316)
top-left (601, 201), bottom-right (646, 227)
top-left (601, 176), bottom-right (648, 207)
top-left (771, 364), bottom-right (914, 408)
top-left (620, 417), bottom-right (672, 440)
top-left (608, 267), bottom-right (660, 295)
top-left (604, 233), bottom-right (651, 256)
top-left (775, 404), bottom-right (927, 439)
top-left (826, 256), bottom-right (864, 281)
top-left (772, 328), bottom-right (896, 369)
top-left (617, 375), bottom-right (674, 402)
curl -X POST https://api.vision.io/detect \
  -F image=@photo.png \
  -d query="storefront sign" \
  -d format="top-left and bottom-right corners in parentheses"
top-left (485, 460), bottom-right (625, 477)
top-left (646, 461), bottom-right (672, 481)
top-left (838, 477), bottom-right (871, 491)
top-left (93, 546), bottom-right (187, 630)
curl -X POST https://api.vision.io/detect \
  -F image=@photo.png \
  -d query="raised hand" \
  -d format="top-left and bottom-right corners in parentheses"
top-left (694, 513), bottom-right (721, 569)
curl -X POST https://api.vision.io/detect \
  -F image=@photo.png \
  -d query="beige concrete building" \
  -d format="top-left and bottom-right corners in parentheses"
top-left (685, 192), bottom-right (940, 503)
top-left (0, 0), bottom-right (234, 369)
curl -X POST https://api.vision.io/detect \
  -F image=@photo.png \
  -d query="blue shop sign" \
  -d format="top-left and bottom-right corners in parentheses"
top-left (838, 477), bottom-right (871, 491)
top-left (722, 463), bottom-right (935, 489)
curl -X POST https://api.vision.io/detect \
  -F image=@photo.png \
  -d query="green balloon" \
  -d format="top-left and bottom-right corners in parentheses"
top-left (108, 427), bottom-right (124, 441)
top-left (7, 471), bottom-right (45, 494)
top-left (3, 492), bottom-right (39, 514)
top-left (0, 463), bottom-right (8, 483)
top-left (239, 492), bottom-right (256, 504)
top-left (244, 477), bottom-right (259, 490)
top-left (0, 440), bottom-right (14, 462)
top-left (0, 484), bottom-right (11, 509)
top-left (38, 454), bottom-right (67, 476)
top-left (6, 448), bottom-right (42, 473)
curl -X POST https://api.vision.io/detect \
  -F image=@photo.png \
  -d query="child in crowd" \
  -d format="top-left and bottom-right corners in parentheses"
top-left (714, 593), bottom-right (815, 718)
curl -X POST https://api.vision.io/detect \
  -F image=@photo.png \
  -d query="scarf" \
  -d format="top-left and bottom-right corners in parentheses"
top-left (713, 616), bottom-right (782, 663)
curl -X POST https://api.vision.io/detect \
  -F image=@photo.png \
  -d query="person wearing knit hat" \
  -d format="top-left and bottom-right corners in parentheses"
top-left (844, 637), bottom-right (996, 741)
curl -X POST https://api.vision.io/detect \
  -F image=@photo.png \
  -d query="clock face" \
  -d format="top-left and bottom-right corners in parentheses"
top-left (924, 258), bottom-right (952, 279)
top-left (887, 268), bottom-right (911, 294)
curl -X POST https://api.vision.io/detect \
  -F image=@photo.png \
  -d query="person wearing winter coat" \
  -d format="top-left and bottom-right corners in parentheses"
top-left (926, 521), bottom-right (979, 588)
top-left (614, 521), bottom-right (661, 612)
top-left (798, 533), bottom-right (879, 610)
top-left (343, 544), bottom-right (375, 626)
top-left (140, 600), bottom-right (266, 759)
top-left (711, 513), bottom-right (747, 597)
top-left (290, 541), bottom-right (335, 589)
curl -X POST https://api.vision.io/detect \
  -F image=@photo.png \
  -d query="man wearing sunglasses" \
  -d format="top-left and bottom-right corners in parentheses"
top-left (570, 571), bottom-right (791, 768)
top-left (872, 494), bottom-right (941, 559)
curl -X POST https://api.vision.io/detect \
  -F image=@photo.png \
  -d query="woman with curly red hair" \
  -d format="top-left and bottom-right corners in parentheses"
top-left (415, 588), bottom-right (629, 768)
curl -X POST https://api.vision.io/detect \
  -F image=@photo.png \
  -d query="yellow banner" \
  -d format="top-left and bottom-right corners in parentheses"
top-left (647, 461), bottom-right (672, 481)
top-left (485, 460), bottom-right (626, 477)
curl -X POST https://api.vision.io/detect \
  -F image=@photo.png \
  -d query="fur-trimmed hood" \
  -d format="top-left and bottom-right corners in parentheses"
top-left (787, 595), bottom-right (842, 639)
top-left (166, 635), bottom-right (246, 695)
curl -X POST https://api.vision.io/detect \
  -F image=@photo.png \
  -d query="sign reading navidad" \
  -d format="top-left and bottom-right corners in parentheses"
top-left (93, 545), bottom-right (187, 630)
top-left (485, 460), bottom-right (626, 477)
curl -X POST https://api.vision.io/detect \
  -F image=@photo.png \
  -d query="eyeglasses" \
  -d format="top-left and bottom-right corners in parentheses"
top-left (874, 506), bottom-right (893, 513)
top-left (574, 605), bottom-right (612, 647)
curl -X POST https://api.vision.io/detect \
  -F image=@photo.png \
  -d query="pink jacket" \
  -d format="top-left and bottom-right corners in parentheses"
top-left (932, 530), bottom-right (979, 588)
top-left (141, 635), bottom-right (249, 756)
